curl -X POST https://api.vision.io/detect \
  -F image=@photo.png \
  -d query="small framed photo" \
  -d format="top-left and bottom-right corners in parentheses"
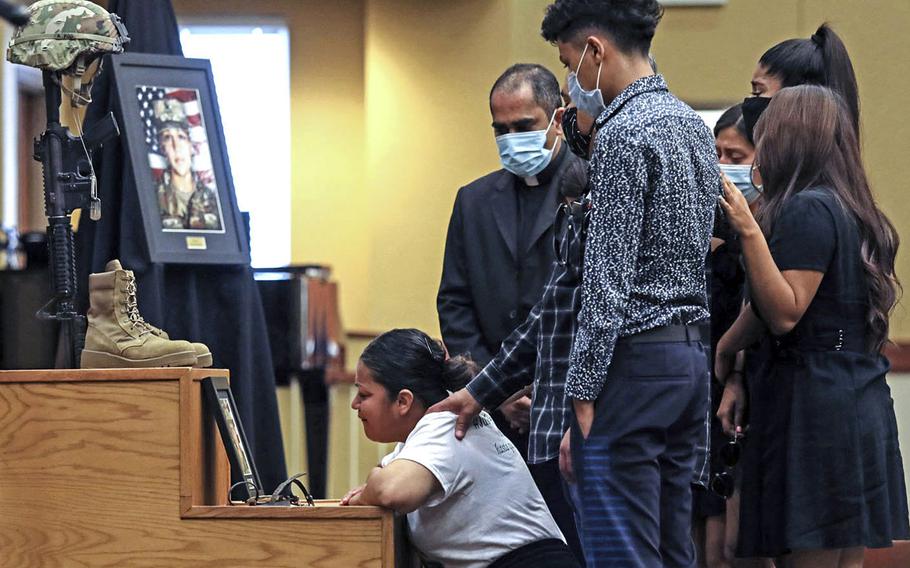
top-left (109, 53), bottom-right (250, 264)
top-left (202, 376), bottom-right (262, 500)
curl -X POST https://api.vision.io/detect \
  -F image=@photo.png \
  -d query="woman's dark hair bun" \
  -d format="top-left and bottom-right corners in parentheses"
top-left (360, 328), bottom-right (478, 408)
top-left (442, 355), bottom-right (478, 392)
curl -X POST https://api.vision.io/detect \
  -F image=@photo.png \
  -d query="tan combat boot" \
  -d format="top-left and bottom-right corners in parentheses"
top-left (100, 260), bottom-right (214, 367)
top-left (147, 327), bottom-right (212, 367)
top-left (80, 262), bottom-right (199, 368)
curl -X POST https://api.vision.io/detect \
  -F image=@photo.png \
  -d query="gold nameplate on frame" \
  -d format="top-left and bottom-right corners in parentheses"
top-left (185, 236), bottom-right (208, 250)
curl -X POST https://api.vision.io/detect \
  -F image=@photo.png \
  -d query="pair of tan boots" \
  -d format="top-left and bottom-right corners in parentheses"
top-left (79, 260), bottom-right (213, 369)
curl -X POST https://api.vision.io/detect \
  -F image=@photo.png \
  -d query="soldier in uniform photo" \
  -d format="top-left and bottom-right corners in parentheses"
top-left (153, 98), bottom-right (221, 231)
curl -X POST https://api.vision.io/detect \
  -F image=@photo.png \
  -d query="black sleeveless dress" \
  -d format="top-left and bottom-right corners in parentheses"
top-left (737, 188), bottom-right (910, 557)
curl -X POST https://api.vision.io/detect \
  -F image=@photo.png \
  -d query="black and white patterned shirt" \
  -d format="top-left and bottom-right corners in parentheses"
top-left (466, 195), bottom-right (711, 486)
top-left (466, 199), bottom-right (587, 464)
top-left (567, 74), bottom-right (719, 401)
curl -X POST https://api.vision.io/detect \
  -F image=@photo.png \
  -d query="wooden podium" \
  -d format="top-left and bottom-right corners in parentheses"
top-left (0, 368), bottom-right (397, 567)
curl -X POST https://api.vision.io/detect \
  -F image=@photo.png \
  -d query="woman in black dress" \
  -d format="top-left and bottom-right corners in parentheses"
top-left (716, 85), bottom-right (909, 567)
top-left (691, 104), bottom-right (760, 568)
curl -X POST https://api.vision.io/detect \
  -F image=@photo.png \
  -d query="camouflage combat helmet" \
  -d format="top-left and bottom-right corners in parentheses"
top-left (6, 0), bottom-right (129, 106)
top-left (153, 98), bottom-right (190, 133)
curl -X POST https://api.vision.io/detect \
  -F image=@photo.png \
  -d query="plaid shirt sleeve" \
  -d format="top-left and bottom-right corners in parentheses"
top-left (466, 298), bottom-right (541, 410)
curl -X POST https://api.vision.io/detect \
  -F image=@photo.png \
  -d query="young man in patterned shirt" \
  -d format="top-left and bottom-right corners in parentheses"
top-left (542, 1), bottom-right (719, 566)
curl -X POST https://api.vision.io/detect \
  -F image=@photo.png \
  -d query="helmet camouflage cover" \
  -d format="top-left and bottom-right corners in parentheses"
top-left (154, 98), bottom-right (191, 133)
top-left (6, 0), bottom-right (129, 73)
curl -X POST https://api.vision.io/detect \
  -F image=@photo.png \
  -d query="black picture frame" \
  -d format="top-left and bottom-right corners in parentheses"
top-left (202, 376), bottom-right (262, 501)
top-left (109, 53), bottom-right (250, 265)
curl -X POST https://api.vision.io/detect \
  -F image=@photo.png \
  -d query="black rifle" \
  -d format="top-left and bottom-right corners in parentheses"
top-left (34, 70), bottom-right (118, 368)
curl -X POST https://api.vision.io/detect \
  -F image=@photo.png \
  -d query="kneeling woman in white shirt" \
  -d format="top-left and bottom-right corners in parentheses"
top-left (341, 328), bottom-right (577, 568)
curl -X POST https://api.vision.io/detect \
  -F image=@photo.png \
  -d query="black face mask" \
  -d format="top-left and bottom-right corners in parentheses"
top-left (742, 96), bottom-right (772, 145)
top-left (561, 106), bottom-right (593, 160)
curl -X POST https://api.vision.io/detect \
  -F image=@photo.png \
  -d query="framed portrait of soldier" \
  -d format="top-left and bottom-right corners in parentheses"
top-left (109, 53), bottom-right (250, 264)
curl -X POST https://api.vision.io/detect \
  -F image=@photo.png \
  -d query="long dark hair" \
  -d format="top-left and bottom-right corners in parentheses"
top-left (753, 86), bottom-right (900, 351)
top-left (359, 329), bottom-right (476, 408)
top-left (759, 23), bottom-right (860, 136)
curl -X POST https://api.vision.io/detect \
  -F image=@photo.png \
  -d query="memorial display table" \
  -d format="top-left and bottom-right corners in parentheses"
top-left (0, 368), bottom-right (397, 567)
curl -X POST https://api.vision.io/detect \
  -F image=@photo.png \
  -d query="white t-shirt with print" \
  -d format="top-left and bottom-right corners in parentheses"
top-left (380, 410), bottom-right (563, 568)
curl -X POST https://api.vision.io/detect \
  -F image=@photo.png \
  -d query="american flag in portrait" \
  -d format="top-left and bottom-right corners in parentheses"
top-left (136, 85), bottom-right (216, 187)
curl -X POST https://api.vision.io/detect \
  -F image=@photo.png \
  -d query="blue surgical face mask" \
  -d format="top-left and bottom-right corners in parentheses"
top-left (567, 43), bottom-right (607, 120)
top-left (496, 110), bottom-right (558, 178)
top-left (720, 163), bottom-right (761, 204)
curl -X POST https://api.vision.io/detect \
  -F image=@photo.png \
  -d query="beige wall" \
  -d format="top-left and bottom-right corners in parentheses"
top-left (363, 0), bottom-right (528, 334)
top-left (175, 0), bottom-right (910, 340)
top-left (165, 0), bottom-right (910, 496)
top-left (173, 0), bottom-right (910, 339)
top-left (174, 0), bottom-right (372, 335)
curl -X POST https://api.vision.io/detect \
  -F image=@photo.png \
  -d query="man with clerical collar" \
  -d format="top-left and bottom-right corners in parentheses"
top-left (437, 63), bottom-right (585, 562)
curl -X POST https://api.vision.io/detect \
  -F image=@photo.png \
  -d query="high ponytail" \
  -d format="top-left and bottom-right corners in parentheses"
top-left (360, 328), bottom-right (478, 408)
top-left (759, 23), bottom-right (860, 136)
top-left (812, 24), bottom-right (860, 136)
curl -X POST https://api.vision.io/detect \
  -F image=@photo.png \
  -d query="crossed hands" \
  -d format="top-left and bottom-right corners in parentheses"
top-left (499, 389), bottom-right (532, 433)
